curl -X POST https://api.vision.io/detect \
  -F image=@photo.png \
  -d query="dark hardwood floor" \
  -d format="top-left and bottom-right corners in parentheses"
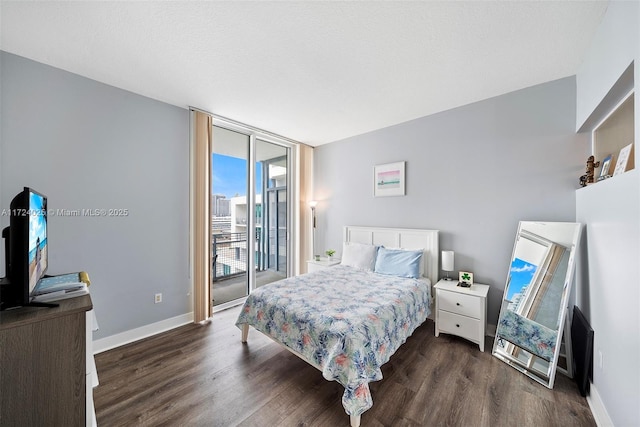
top-left (94, 306), bottom-right (595, 426)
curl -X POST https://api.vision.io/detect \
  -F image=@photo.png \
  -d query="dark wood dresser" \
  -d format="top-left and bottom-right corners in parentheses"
top-left (1, 295), bottom-right (92, 426)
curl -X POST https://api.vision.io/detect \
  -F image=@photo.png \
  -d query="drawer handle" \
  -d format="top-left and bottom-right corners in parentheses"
top-left (456, 303), bottom-right (461, 306)
top-left (456, 324), bottom-right (460, 328)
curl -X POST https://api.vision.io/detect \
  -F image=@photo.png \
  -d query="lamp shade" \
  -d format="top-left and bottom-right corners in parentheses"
top-left (309, 200), bottom-right (318, 209)
top-left (442, 251), bottom-right (454, 272)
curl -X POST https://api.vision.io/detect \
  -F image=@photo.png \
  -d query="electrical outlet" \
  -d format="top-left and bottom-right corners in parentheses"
top-left (155, 293), bottom-right (162, 304)
top-left (598, 350), bottom-right (603, 370)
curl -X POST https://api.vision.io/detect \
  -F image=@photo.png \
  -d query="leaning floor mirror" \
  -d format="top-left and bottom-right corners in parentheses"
top-left (492, 221), bottom-right (582, 388)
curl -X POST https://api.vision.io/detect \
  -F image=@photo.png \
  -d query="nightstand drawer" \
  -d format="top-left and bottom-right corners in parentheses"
top-left (438, 289), bottom-right (482, 319)
top-left (438, 310), bottom-right (481, 342)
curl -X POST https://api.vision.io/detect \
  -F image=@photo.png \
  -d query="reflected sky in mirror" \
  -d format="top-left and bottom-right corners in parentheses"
top-left (504, 231), bottom-right (569, 330)
top-left (507, 258), bottom-right (537, 302)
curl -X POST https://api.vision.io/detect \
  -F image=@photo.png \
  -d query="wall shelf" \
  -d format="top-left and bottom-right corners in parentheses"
top-left (592, 91), bottom-right (635, 181)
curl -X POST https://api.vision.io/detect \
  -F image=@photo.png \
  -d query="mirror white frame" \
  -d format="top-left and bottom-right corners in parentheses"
top-left (492, 221), bottom-right (582, 388)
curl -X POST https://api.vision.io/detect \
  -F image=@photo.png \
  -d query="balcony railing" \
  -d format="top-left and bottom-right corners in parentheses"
top-left (212, 231), bottom-right (262, 282)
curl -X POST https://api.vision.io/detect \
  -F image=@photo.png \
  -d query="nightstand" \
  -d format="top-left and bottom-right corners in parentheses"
top-left (306, 259), bottom-right (341, 273)
top-left (434, 279), bottom-right (490, 351)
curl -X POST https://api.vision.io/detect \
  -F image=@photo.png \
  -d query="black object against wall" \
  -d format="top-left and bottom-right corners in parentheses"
top-left (571, 305), bottom-right (594, 397)
top-left (1, 187), bottom-right (57, 311)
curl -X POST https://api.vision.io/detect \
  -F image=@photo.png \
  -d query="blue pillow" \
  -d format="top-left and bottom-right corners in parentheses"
top-left (374, 247), bottom-right (423, 279)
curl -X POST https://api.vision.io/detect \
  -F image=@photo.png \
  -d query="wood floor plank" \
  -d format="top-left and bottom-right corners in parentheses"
top-left (94, 305), bottom-right (595, 426)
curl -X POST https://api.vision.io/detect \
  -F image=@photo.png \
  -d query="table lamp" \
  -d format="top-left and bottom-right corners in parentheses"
top-left (442, 250), bottom-right (454, 280)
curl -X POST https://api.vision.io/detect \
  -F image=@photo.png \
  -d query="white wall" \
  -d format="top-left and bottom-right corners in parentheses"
top-left (575, 1), bottom-right (639, 425)
top-left (0, 52), bottom-right (191, 340)
top-left (576, 2), bottom-right (638, 131)
top-left (313, 77), bottom-right (587, 326)
top-left (576, 172), bottom-right (639, 426)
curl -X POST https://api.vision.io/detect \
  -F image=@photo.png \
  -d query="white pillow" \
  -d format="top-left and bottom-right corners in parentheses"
top-left (341, 242), bottom-right (379, 271)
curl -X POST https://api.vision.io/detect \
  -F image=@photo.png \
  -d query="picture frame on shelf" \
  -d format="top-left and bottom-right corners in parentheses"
top-left (613, 143), bottom-right (633, 176)
top-left (597, 154), bottom-right (613, 181)
top-left (458, 271), bottom-right (474, 288)
top-left (374, 161), bottom-right (406, 197)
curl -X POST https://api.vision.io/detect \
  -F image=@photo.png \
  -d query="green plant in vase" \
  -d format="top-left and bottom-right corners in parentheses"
top-left (325, 249), bottom-right (336, 260)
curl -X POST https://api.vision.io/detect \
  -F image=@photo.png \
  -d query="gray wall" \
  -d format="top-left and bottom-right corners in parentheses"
top-left (314, 77), bottom-right (588, 324)
top-left (0, 52), bottom-right (190, 339)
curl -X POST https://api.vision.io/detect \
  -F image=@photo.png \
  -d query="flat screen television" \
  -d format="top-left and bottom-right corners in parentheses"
top-left (1, 187), bottom-right (48, 309)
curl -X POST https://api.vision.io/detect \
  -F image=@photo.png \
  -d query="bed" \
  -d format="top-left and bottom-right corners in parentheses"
top-left (235, 226), bottom-right (439, 426)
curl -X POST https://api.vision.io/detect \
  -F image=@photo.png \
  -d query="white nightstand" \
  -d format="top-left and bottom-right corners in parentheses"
top-left (306, 259), bottom-right (341, 273)
top-left (434, 279), bottom-right (490, 352)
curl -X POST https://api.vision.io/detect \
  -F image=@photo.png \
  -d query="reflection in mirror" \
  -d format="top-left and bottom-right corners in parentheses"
top-left (493, 221), bottom-right (582, 388)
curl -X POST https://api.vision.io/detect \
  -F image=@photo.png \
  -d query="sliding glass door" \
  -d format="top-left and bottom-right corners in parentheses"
top-left (211, 126), bottom-right (250, 306)
top-left (211, 126), bottom-right (290, 308)
top-left (255, 139), bottom-right (288, 287)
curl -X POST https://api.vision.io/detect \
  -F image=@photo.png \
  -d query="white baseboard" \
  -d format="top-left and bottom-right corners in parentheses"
top-left (93, 312), bottom-right (193, 354)
top-left (587, 383), bottom-right (614, 427)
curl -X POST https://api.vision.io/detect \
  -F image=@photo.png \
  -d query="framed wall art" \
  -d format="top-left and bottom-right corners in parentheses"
top-left (613, 143), bottom-right (633, 176)
top-left (374, 161), bottom-right (405, 197)
top-left (598, 154), bottom-right (613, 181)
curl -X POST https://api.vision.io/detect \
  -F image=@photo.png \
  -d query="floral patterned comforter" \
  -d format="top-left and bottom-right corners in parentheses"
top-left (235, 265), bottom-right (432, 417)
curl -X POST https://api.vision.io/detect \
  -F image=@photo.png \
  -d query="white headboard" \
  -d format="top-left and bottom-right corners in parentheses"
top-left (343, 226), bottom-right (440, 285)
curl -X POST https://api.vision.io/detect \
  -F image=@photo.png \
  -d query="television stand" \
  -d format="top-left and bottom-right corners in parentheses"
top-left (1, 300), bottom-right (59, 311)
top-left (26, 301), bottom-right (59, 308)
top-left (1, 294), bottom-right (93, 425)
top-left (0, 277), bottom-right (58, 310)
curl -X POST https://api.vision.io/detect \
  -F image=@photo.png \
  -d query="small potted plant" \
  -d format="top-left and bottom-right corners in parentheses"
top-left (325, 249), bottom-right (336, 260)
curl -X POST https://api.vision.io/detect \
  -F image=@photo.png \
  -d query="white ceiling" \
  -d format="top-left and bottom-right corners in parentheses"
top-left (0, 1), bottom-right (608, 146)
